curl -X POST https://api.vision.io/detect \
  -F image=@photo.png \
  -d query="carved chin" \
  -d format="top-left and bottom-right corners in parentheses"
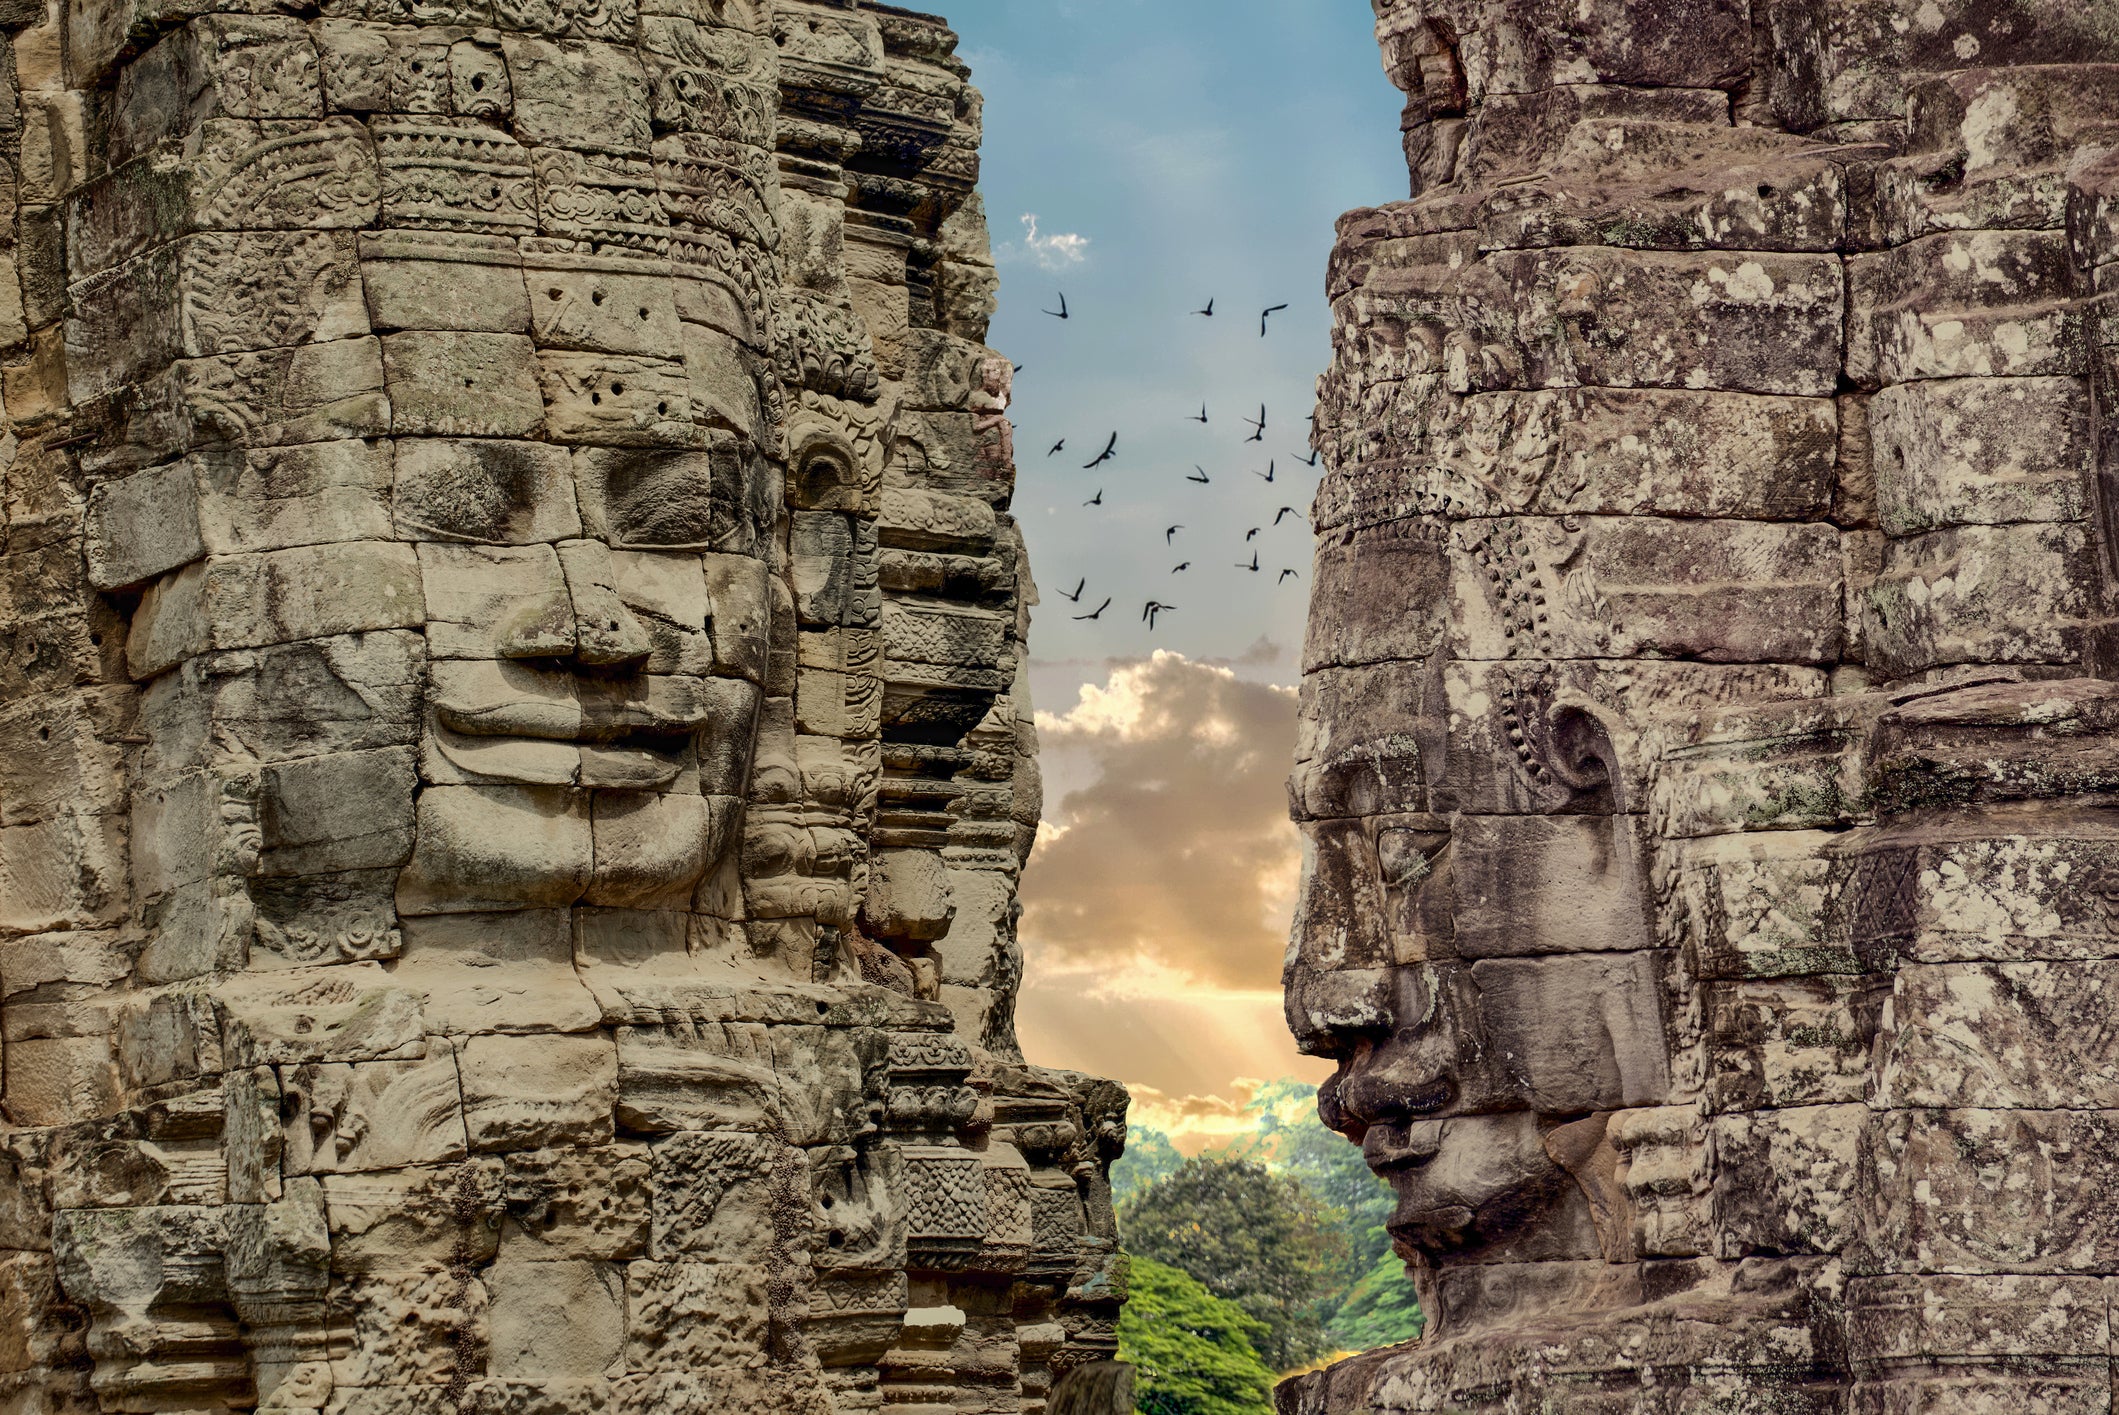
top-left (1376, 1112), bottom-right (1566, 1261)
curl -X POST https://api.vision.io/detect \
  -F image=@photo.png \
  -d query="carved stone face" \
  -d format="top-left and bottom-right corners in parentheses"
top-left (1292, 5), bottom-right (2119, 1380)
top-left (3, 4), bottom-right (1130, 1412)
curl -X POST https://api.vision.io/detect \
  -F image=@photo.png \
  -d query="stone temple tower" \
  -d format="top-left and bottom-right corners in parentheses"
top-left (0, 2), bottom-right (1127, 1412)
top-left (1284, 1), bottom-right (2119, 1412)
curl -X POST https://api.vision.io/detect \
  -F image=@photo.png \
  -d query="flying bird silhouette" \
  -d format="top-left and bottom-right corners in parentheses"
top-left (1083, 489), bottom-right (1103, 507)
top-left (1186, 466), bottom-right (1211, 484)
top-left (1245, 527), bottom-right (1261, 542)
top-left (1244, 405), bottom-right (1266, 442)
top-left (1295, 447), bottom-right (1321, 467)
top-left (1172, 562), bottom-right (1190, 573)
top-left (1073, 597), bottom-right (1111, 621)
top-left (1083, 432), bottom-right (1118, 469)
top-left (1165, 525), bottom-right (1183, 545)
top-left (1194, 298), bottom-right (1214, 317)
top-left (1188, 403), bottom-right (1208, 424)
top-left (1046, 438), bottom-right (1065, 457)
top-left (1255, 460), bottom-right (1276, 484)
top-left (1043, 292), bottom-right (1069, 320)
top-left (1236, 550), bottom-right (1260, 572)
top-left (1260, 303), bottom-right (1289, 336)
top-left (1279, 568), bottom-right (1301, 583)
top-left (1274, 506), bottom-right (1303, 525)
top-left (1061, 577), bottom-right (1085, 603)
top-left (1143, 601), bottom-right (1174, 631)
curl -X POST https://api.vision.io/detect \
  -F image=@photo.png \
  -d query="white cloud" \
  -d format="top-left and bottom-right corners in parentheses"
top-left (1006, 213), bottom-right (1091, 271)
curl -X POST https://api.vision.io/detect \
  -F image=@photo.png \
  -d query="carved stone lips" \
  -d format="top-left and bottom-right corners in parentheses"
top-left (426, 662), bottom-right (723, 790)
top-left (1364, 1117), bottom-right (1447, 1174)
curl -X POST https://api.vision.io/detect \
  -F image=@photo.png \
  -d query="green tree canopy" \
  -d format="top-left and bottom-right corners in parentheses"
top-left (1111, 1125), bottom-right (1185, 1203)
top-left (1118, 1155), bottom-right (1348, 1369)
top-left (1226, 1079), bottom-right (1424, 1352)
top-left (1118, 1256), bottom-right (1277, 1415)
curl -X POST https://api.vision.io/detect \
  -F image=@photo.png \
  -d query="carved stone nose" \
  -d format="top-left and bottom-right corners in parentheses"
top-left (492, 539), bottom-right (654, 668)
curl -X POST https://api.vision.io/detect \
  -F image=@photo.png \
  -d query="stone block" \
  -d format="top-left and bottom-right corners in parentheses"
top-left (280, 1042), bottom-right (468, 1174)
top-left (1494, 246), bottom-right (1844, 396)
top-left (611, 550), bottom-right (710, 675)
top-left (397, 784), bottom-right (593, 916)
top-left (200, 440), bottom-right (397, 556)
top-left (485, 1257), bottom-right (625, 1380)
top-left (1865, 523), bottom-right (2104, 677)
top-left (393, 910), bottom-right (601, 1036)
top-left (1710, 1104), bottom-right (1862, 1257)
top-left (67, 229), bottom-right (369, 403)
top-left (458, 1032), bottom-right (617, 1153)
top-left (1667, 830), bottom-right (1851, 979)
top-left (2, 1033), bottom-right (118, 1126)
top-left (1847, 1273), bottom-right (2110, 1361)
top-left (536, 352), bottom-right (695, 447)
top-left (1875, 962), bottom-right (2119, 1109)
top-left (319, 1159), bottom-right (504, 1273)
top-left (126, 541), bottom-right (424, 678)
top-left (1707, 976), bottom-right (1880, 1113)
top-left (1470, 951), bottom-right (1673, 1113)
top-left (359, 231), bottom-right (528, 334)
top-left (1838, 810), bottom-right (2119, 968)
top-left (373, 116), bottom-right (537, 233)
top-left (622, 1261), bottom-right (769, 1373)
top-left (1847, 231), bottom-right (2082, 387)
top-left (326, 1267), bottom-right (489, 1385)
top-left (1651, 695), bottom-right (1878, 840)
top-left (417, 543), bottom-right (571, 663)
top-left (681, 322), bottom-right (761, 442)
top-left (499, 1144), bottom-right (650, 1260)
top-left (574, 448), bottom-right (717, 549)
top-left (257, 747), bottom-right (417, 876)
top-left (791, 510), bottom-right (853, 627)
top-left (66, 118), bottom-right (381, 282)
top-left (1450, 516), bottom-right (1843, 664)
top-left (1452, 813), bottom-right (1653, 958)
top-left (1870, 376), bottom-right (2091, 535)
top-left (109, 16), bottom-right (322, 163)
top-left (381, 331), bottom-right (546, 437)
top-left (0, 689), bottom-right (131, 827)
top-left (613, 1020), bottom-right (776, 1135)
top-left (0, 811), bottom-right (128, 936)
top-left (83, 459), bottom-right (206, 590)
top-left (648, 1130), bottom-right (788, 1263)
top-left (501, 38), bottom-right (651, 156)
top-left (1864, 1108), bottom-right (2119, 1274)
top-left (586, 791), bottom-right (709, 909)
top-left (524, 252), bottom-right (679, 356)
top-left (395, 438), bottom-right (580, 547)
top-left (770, 1024), bottom-right (884, 1147)
top-left (1304, 517), bottom-right (1449, 673)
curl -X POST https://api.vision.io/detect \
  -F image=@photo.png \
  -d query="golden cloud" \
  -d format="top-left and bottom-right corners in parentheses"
top-left (1020, 650), bottom-right (1301, 992)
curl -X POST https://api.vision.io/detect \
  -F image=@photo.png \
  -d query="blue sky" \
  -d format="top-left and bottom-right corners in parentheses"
top-left (959, 0), bottom-right (1406, 683)
top-left (950, 2), bottom-right (1409, 1138)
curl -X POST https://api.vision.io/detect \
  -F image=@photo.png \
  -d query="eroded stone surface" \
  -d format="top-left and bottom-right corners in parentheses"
top-left (1283, 4), bottom-right (2119, 1413)
top-left (0, 5), bottom-right (1124, 1413)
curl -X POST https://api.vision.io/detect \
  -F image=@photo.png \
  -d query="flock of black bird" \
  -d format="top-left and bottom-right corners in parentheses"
top-left (1035, 292), bottom-right (1310, 636)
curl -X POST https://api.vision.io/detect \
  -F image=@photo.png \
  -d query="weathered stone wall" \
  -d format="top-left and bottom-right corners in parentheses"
top-left (1285, 2), bottom-right (2119, 1412)
top-left (0, 2), bottom-right (1126, 1412)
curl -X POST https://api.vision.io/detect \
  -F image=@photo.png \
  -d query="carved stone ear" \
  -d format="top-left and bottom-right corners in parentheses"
top-left (788, 422), bottom-right (861, 511)
top-left (1543, 702), bottom-right (1624, 813)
